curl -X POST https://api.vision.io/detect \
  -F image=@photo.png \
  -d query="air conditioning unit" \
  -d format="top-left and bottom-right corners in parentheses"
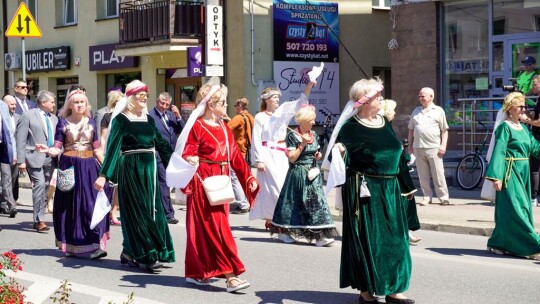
top-left (5, 53), bottom-right (22, 70)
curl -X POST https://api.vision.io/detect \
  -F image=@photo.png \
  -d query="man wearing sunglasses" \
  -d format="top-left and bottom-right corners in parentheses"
top-left (517, 56), bottom-right (537, 96)
top-left (13, 80), bottom-right (37, 115)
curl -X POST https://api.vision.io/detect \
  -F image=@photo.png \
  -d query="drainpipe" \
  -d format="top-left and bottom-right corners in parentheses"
top-left (250, 0), bottom-right (257, 86)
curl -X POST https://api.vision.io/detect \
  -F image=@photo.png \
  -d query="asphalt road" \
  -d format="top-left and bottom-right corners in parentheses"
top-left (0, 188), bottom-right (539, 304)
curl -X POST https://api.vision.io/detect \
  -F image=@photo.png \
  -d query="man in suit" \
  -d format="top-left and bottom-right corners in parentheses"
top-left (149, 92), bottom-right (184, 224)
top-left (13, 80), bottom-right (37, 115)
top-left (16, 90), bottom-right (58, 232)
top-left (0, 96), bottom-right (21, 218)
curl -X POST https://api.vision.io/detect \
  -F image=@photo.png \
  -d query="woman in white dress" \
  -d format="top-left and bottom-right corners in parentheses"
top-left (249, 81), bottom-right (316, 231)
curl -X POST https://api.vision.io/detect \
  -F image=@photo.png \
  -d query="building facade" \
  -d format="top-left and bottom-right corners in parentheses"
top-left (391, 0), bottom-right (540, 146)
top-left (1, 0), bottom-right (392, 122)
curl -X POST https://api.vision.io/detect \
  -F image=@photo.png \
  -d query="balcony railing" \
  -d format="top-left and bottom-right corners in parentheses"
top-left (119, 0), bottom-right (203, 44)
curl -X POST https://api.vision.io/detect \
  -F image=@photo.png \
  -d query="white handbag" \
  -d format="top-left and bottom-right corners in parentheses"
top-left (200, 175), bottom-right (235, 206)
top-left (480, 179), bottom-right (496, 201)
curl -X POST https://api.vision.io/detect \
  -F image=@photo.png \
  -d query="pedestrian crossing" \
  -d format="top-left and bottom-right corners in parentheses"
top-left (6, 270), bottom-right (166, 304)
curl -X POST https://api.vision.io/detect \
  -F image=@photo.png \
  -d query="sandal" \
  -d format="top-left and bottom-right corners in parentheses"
top-left (186, 278), bottom-right (210, 286)
top-left (528, 253), bottom-right (540, 260)
top-left (226, 277), bottom-right (250, 293)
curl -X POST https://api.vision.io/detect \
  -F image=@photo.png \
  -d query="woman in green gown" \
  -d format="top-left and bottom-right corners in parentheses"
top-left (326, 78), bottom-right (415, 304)
top-left (271, 105), bottom-right (338, 246)
top-left (484, 92), bottom-right (540, 260)
top-left (94, 80), bottom-right (175, 272)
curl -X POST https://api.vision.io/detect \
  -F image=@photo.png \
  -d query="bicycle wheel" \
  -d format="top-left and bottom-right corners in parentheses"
top-left (456, 154), bottom-right (486, 190)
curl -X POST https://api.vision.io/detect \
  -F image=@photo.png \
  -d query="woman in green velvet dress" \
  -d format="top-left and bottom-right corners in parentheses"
top-left (484, 92), bottom-right (540, 260)
top-left (271, 106), bottom-right (338, 246)
top-left (94, 80), bottom-right (175, 272)
top-left (330, 78), bottom-right (414, 304)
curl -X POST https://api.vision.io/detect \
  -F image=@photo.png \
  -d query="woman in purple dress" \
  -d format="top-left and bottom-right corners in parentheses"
top-left (37, 88), bottom-right (111, 259)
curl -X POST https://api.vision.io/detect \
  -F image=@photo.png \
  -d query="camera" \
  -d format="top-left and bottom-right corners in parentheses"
top-left (502, 78), bottom-right (522, 93)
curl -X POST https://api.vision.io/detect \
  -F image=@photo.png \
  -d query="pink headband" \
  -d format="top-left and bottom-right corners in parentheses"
top-left (125, 85), bottom-right (149, 97)
top-left (66, 89), bottom-right (85, 102)
top-left (354, 84), bottom-right (384, 108)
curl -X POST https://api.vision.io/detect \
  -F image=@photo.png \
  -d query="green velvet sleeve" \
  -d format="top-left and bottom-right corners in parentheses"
top-left (99, 117), bottom-right (124, 183)
top-left (529, 131), bottom-right (540, 160)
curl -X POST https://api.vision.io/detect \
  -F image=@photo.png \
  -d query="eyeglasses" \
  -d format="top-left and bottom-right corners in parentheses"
top-left (135, 92), bottom-right (149, 98)
top-left (517, 105), bottom-right (526, 110)
top-left (16, 86), bottom-right (28, 89)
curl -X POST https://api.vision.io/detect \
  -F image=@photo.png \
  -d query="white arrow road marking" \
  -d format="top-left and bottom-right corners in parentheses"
top-left (5, 270), bottom-right (166, 304)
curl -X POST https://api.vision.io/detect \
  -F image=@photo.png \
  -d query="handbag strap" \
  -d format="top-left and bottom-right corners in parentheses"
top-left (196, 120), bottom-right (231, 182)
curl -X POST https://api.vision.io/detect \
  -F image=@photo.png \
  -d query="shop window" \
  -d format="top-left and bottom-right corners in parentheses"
top-left (64, 0), bottom-right (77, 25)
top-left (443, 1), bottom-right (489, 127)
top-left (493, 0), bottom-right (540, 35)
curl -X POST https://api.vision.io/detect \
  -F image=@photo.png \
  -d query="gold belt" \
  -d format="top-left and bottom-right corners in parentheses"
top-left (504, 157), bottom-right (528, 187)
top-left (63, 150), bottom-right (93, 158)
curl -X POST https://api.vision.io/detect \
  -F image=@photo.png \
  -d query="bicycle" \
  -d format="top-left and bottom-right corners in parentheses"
top-left (317, 107), bottom-right (340, 152)
top-left (456, 121), bottom-right (490, 190)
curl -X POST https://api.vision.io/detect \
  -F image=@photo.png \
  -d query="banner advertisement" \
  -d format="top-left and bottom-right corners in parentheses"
top-left (273, 0), bottom-right (339, 62)
top-left (273, 61), bottom-right (340, 124)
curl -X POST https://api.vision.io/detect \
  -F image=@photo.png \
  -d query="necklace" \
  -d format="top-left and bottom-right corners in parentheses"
top-left (354, 114), bottom-right (383, 128)
top-left (297, 127), bottom-right (313, 144)
top-left (199, 120), bottom-right (227, 156)
top-left (507, 119), bottom-right (521, 127)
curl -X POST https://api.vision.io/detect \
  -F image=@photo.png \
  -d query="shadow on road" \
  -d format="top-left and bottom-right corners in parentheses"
top-left (255, 290), bottom-right (358, 304)
top-left (426, 247), bottom-right (525, 260)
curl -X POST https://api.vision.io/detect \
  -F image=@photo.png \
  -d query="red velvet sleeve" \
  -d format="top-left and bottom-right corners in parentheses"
top-left (227, 124), bottom-right (259, 206)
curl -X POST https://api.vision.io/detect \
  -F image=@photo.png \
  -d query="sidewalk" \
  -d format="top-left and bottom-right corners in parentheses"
top-left (20, 174), bottom-right (540, 237)
top-left (325, 185), bottom-right (540, 236)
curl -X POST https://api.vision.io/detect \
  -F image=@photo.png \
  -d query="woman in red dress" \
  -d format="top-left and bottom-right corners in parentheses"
top-left (181, 82), bottom-right (259, 292)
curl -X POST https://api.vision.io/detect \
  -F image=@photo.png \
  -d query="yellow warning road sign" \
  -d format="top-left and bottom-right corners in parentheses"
top-left (5, 2), bottom-right (42, 38)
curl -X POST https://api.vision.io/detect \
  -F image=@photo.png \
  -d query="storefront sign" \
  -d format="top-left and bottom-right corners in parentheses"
top-left (206, 5), bottom-right (223, 65)
top-left (89, 43), bottom-right (138, 71)
top-left (445, 59), bottom-right (489, 74)
top-left (273, 61), bottom-right (339, 123)
top-left (187, 47), bottom-right (203, 77)
top-left (273, 0), bottom-right (339, 62)
top-left (25, 46), bottom-right (70, 73)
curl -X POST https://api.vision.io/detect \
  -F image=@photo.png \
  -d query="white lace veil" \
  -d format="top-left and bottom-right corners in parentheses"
top-left (321, 99), bottom-right (357, 171)
top-left (485, 109), bottom-right (507, 162)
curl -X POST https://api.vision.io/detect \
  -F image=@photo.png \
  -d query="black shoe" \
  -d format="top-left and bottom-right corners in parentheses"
top-left (90, 249), bottom-right (107, 260)
top-left (230, 207), bottom-right (250, 214)
top-left (385, 296), bottom-right (415, 304)
top-left (167, 218), bottom-right (179, 224)
top-left (120, 252), bottom-right (139, 267)
top-left (8, 208), bottom-right (17, 218)
top-left (0, 206), bottom-right (8, 214)
top-left (145, 261), bottom-right (163, 273)
top-left (358, 294), bottom-right (381, 304)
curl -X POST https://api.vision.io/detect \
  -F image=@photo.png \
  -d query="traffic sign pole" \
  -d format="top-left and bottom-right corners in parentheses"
top-left (22, 38), bottom-right (26, 81)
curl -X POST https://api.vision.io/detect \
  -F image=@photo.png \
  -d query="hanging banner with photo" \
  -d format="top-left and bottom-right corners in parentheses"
top-left (273, 0), bottom-right (339, 62)
top-left (273, 61), bottom-right (340, 124)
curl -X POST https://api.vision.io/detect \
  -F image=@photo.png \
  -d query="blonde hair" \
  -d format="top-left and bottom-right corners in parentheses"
top-left (382, 99), bottom-right (397, 121)
top-left (349, 77), bottom-right (383, 102)
top-left (259, 87), bottom-right (280, 112)
top-left (295, 105), bottom-right (316, 124)
top-left (58, 92), bottom-right (91, 118)
top-left (195, 82), bottom-right (228, 106)
top-left (502, 92), bottom-right (525, 113)
top-left (107, 90), bottom-right (124, 110)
